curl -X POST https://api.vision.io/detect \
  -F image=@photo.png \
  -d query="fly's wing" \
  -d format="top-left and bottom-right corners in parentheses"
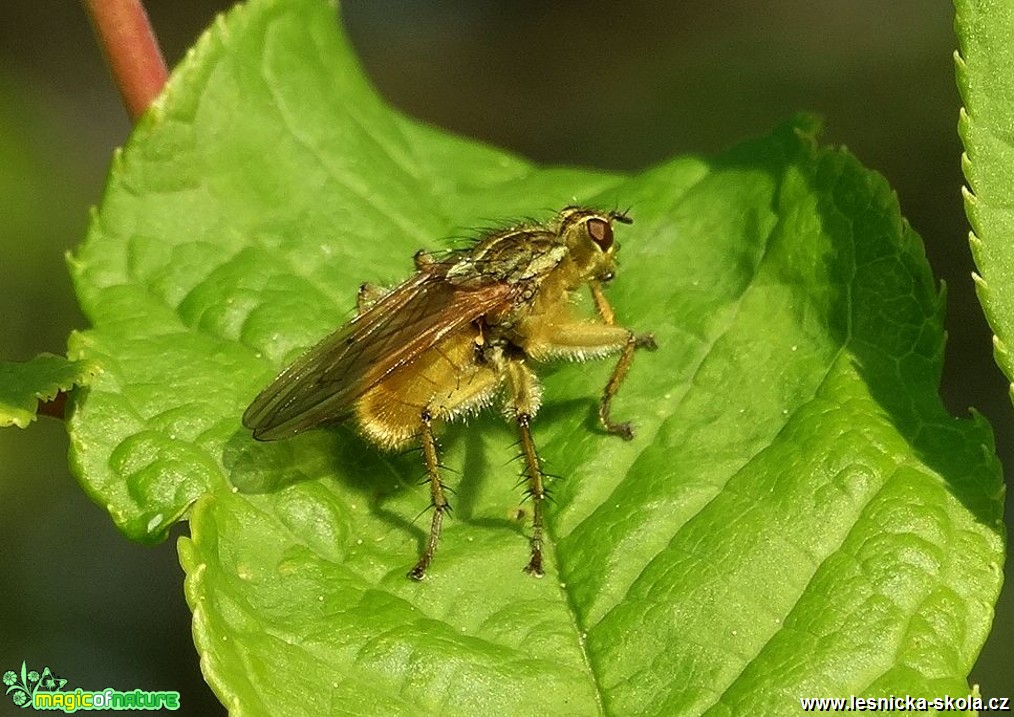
top-left (242, 272), bottom-right (513, 440)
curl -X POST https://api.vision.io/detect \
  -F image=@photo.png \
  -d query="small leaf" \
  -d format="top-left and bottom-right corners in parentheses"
top-left (0, 353), bottom-right (99, 428)
top-left (68, 0), bottom-right (1004, 714)
top-left (955, 0), bottom-right (1014, 397)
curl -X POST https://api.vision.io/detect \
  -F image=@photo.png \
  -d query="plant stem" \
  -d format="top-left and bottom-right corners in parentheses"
top-left (82, 0), bottom-right (167, 122)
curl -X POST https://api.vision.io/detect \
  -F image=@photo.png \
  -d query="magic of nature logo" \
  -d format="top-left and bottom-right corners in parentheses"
top-left (3, 661), bottom-right (180, 712)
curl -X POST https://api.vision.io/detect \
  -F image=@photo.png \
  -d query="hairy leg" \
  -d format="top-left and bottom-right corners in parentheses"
top-left (408, 410), bottom-right (450, 580)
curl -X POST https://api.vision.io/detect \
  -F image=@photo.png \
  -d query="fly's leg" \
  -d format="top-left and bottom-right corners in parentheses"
top-left (599, 331), bottom-right (657, 440)
top-left (504, 360), bottom-right (547, 576)
top-left (587, 279), bottom-right (658, 439)
top-left (523, 286), bottom-right (658, 441)
top-left (408, 410), bottom-right (449, 580)
top-left (516, 414), bottom-right (546, 576)
top-left (589, 279), bottom-right (616, 326)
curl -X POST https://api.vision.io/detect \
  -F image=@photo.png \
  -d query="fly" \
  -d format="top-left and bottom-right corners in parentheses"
top-left (243, 207), bottom-right (657, 579)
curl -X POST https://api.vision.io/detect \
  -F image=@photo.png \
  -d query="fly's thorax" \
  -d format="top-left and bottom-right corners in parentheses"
top-left (446, 227), bottom-right (567, 287)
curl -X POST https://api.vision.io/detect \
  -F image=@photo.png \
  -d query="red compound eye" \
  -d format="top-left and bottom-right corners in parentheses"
top-left (587, 217), bottom-right (613, 250)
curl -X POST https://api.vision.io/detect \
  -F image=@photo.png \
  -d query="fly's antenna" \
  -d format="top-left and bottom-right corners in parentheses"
top-left (609, 206), bottom-right (634, 224)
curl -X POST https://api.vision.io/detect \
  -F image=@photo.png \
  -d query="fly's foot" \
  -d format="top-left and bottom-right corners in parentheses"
top-left (524, 550), bottom-right (545, 578)
top-left (408, 561), bottom-right (429, 581)
top-left (605, 420), bottom-right (635, 441)
top-left (636, 333), bottom-right (658, 351)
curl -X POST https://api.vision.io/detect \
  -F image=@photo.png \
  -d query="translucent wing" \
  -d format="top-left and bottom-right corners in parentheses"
top-left (243, 271), bottom-right (513, 440)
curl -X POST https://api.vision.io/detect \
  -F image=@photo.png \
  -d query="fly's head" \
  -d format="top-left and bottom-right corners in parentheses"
top-left (557, 207), bottom-right (633, 284)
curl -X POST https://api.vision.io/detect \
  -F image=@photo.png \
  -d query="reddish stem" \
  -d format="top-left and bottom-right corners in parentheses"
top-left (82, 0), bottom-right (168, 122)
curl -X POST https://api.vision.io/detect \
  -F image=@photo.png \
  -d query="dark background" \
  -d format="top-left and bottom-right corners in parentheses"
top-left (0, 1), bottom-right (1008, 713)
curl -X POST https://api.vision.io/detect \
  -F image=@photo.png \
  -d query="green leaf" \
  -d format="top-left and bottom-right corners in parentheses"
top-left (68, 0), bottom-right (1004, 713)
top-left (956, 0), bottom-right (1014, 397)
top-left (0, 353), bottom-right (99, 428)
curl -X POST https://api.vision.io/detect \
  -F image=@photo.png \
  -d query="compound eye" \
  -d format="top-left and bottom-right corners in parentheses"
top-left (587, 217), bottom-right (613, 250)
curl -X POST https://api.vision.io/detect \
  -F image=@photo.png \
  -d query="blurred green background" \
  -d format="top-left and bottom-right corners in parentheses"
top-left (0, 1), bottom-right (1008, 713)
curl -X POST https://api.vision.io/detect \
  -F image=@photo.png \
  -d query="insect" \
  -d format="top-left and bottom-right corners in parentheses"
top-left (243, 207), bottom-right (657, 580)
